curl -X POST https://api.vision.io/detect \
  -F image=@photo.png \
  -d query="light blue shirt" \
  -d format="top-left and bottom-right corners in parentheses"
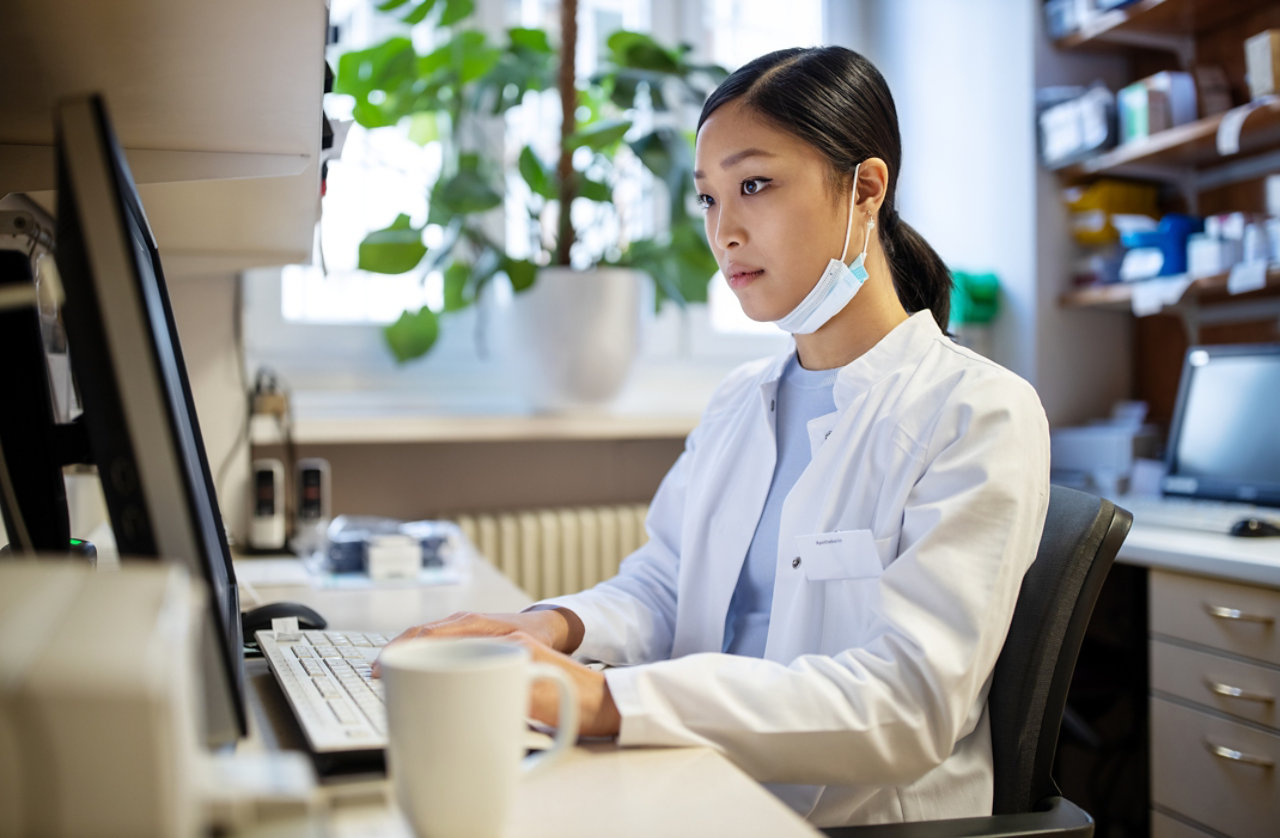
top-left (722, 355), bottom-right (837, 657)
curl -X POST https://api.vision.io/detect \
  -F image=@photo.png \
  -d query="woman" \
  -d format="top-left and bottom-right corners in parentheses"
top-left (388, 46), bottom-right (1050, 827)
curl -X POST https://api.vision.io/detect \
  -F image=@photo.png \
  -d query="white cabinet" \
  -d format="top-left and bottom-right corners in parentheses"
top-left (0, 0), bottom-right (328, 272)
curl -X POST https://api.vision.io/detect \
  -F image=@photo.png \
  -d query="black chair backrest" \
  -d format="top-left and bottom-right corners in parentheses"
top-left (988, 486), bottom-right (1132, 815)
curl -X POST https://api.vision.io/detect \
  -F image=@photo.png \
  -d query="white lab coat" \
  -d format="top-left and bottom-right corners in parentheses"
top-left (539, 311), bottom-right (1051, 827)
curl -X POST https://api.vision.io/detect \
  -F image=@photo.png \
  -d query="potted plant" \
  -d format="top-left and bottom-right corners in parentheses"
top-left (332, 0), bottom-right (725, 405)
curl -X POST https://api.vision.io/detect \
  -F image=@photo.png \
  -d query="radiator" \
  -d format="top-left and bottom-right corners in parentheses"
top-left (452, 504), bottom-right (649, 600)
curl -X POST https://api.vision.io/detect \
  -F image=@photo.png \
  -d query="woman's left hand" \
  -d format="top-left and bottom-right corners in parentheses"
top-left (508, 632), bottom-right (621, 738)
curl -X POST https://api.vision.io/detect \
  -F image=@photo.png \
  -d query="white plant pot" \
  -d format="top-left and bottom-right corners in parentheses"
top-left (499, 266), bottom-right (646, 412)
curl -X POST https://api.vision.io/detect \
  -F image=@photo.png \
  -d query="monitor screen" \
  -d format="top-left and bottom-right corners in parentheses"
top-left (1162, 344), bottom-right (1280, 508)
top-left (53, 93), bottom-right (247, 746)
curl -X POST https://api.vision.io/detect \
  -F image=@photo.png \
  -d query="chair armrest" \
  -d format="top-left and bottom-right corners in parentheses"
top-left (819, 796), bottom-right (1093, 838)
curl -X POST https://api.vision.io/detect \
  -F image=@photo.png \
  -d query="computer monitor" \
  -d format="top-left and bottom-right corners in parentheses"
top-left (52, 93), bottom-right (247, 746)
top-left (0, 249), bottom-right (71, 553)
top-left (1162, 343), bottom-right (1280, 508)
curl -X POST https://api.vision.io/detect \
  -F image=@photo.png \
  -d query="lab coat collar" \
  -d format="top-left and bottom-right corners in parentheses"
top-left (832, 311), bottom-right (940, 412)
top-left (757, 311), bottom-right (939, 445)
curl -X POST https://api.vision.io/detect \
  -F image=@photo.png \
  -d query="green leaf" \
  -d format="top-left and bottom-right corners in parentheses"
top-left (407, 112), bottom-right (440, 145)
top-left (431, 169), bottom-right (503, 218)
top-left (442, 262), bottom-right (471, 312)
top-left (605, 30), bottom-right (680, 74)
top-left (376, 0), bottom-right (412, 10)
top-left (402, 0), bottom-right (439, 24)
top-left (503, 257), bottom-right (537, 292)
top-left (351, 99), bottom-right (400, 129)
top-left (518, 146), bottom-right (555, 199)
top-left (383, 306), bottom-right (440, 363)
top-left (439, 0), bottom-right (475, 26)
top-left (578, 178), bottom-right (611, 202)
top-left (358, 214), bottom-right (427, 274)
top-left (508, 27), bottom-right (552, 53)
top-left (333, 37), bottom-right (416, 99)
top-left (567, 119), bottom-right (632, 151)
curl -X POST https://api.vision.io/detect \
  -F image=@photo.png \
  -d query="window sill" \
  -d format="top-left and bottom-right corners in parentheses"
top-left (249, 407), bottom-right (699, 445)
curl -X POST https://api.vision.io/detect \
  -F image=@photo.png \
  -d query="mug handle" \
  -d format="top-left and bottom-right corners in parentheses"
top-left (520, 663), bottom-right (580, 775)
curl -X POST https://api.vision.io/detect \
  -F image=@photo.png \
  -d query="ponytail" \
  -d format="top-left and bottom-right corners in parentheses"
top-left (880, 210), bottom-right (952, 332)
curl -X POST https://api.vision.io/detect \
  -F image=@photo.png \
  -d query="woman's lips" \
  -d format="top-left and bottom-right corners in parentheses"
top-left (727, 269), bottom-right (764, 289)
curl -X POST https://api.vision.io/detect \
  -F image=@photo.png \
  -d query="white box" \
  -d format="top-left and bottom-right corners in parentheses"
top-left (366, 534), bottom-right (419, 580)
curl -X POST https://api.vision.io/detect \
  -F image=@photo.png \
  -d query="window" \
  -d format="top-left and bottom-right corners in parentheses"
top-left (247, 0), bottom-right (824, 405)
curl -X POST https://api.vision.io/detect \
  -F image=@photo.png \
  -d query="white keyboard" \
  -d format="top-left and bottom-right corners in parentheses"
top-left (258, 629), bottom-right (390, 755)
top-left (1118, 496), bottom-right (1280, 535)
top-left (258, 628), bottom-right (556, 769)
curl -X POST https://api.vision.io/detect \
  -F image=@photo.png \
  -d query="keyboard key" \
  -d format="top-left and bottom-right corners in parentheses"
top-left (327, 699), bottom-right (359, 725)
top-left (300, 658), bottom-right (325, 677)
top-left (291, 645), bottom-right (314, 658)
top-left (313, 645), bottom-right (339, 658)
top-left (312, 677), bottom-right (340, 699)
top-left (340, 647), bottom-right (366, 660)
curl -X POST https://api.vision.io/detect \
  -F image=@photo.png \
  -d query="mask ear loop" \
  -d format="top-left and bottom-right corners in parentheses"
top-left (838, 163), bottom-right (875, 266)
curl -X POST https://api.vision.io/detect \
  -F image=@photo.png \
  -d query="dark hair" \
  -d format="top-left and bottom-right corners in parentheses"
top-left (697, 46), bottom-right (951, 331)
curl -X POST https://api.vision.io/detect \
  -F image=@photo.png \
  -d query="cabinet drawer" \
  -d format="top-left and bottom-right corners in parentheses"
top-left (1152, 639), bottom-right (1280, 730)
top-left (1150, 570), bottom-right (1280, 665)
top-left (1151, 697), bottom-right (1279, 838)
top-left (1151, 811), bottom-right (1214, 838)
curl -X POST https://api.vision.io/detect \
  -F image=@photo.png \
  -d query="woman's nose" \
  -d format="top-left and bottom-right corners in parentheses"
top-left (713, 206), bottom-right (744, 252)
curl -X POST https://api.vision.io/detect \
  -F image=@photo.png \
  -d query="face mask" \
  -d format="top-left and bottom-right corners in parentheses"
top-left (772, 163), bottom-right (874, 335)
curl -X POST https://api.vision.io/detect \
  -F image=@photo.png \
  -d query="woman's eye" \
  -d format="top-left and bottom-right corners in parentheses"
top-left (741, 177), bottom-right (770, 196)
top-left (695, 194), bottom-right (714, 210)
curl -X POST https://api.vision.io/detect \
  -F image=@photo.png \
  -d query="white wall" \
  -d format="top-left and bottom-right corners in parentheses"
top-left (166, 270), bottom-right (252, 543)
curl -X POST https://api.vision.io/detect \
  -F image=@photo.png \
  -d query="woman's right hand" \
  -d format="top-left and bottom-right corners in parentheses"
top-left (382, 608), bottom-right (585, 656)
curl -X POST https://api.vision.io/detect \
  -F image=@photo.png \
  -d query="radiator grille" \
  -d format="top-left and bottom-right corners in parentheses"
top-left (453, 504), bottom-right (649, 600)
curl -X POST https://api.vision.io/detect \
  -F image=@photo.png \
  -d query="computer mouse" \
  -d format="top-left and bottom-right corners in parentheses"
top-left (1229, 518), bottom-right (1280, 538)
top-left (241, 601), bottom-right (328, 639)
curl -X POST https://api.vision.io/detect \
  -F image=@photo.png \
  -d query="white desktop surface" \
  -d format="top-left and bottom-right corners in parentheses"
top-left (233, 553), bottom-right (820, 838)
top-left (1118, 524), bottom-right (1280, 588)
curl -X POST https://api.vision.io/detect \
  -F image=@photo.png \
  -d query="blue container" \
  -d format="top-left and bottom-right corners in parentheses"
top-left (1121, 214), bottom-right (1203, 276)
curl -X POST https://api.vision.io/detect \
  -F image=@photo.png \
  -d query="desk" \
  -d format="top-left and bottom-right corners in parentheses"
top-left (234, 554), bottom-right (820, 838)
top-left (1114, 525), bottom-right (1280, 838)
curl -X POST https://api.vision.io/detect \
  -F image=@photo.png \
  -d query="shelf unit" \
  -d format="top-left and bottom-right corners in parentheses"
top-left (1059, 265), bottom-right (1280, 310)
top-left (1048, 0), bottom-right (1280, 329)
top-left (1054, 0), bottom-right (1275, 52)
top-left (1055, 97), bottom-right (1280, 185)
top-left (0, 0), bottom-right (329, 273)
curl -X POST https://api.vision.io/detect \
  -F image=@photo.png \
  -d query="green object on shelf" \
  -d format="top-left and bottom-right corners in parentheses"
top-left (951, 271), bottom-right (1000, 325)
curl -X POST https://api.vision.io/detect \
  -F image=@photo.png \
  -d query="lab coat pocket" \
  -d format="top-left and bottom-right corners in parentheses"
top-left (795, 529), bottom-right (884, 582)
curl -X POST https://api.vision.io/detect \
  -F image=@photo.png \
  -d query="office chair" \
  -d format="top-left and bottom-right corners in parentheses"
top-left (823, 485), bottom-right (1133, 838)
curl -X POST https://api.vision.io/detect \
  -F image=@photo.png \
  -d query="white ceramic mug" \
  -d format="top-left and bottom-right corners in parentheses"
top-left (379, 637), bottom-right (579, 838)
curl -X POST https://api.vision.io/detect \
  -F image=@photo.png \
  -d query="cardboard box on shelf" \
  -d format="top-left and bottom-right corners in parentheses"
top-left (1245, 29), bottom-right (1280, 100)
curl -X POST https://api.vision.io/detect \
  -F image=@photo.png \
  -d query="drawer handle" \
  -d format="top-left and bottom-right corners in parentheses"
top-left (1205, 739), bottom-right (1275, 769)
top-left (1206, 678), bottom-right (1276, 704)
top-left (1204, 604), bottom-right (1275, 624)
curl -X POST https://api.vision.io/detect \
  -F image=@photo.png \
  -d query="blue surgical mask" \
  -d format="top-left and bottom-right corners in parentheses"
top-left (773, 163), bottom-right (874, 335)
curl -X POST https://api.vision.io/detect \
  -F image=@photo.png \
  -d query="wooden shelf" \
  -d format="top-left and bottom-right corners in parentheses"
top-left (1059, 265), bottom-right (1280, 311)
top-left (1053, 0), bottom-right (1274, 50)
top-left (1055, 98), bottom-right (1280, 180)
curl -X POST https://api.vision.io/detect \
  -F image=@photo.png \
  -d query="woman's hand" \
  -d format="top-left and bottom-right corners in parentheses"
top-left (384, 608), bottom-right (583, 653)
top-left (509, 631), bottom-right (621, 738)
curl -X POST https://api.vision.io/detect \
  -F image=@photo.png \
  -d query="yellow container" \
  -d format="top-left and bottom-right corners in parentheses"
top-left (1062, 179), bottom-right (1159, 247)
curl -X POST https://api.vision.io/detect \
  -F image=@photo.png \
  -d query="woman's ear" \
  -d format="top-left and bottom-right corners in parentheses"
top-left (855, 158), bottom-right (889, 217)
